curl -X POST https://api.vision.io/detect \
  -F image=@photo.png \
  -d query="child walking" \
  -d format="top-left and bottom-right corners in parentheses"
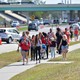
top-left (50, 37), bottom-right (56, 58)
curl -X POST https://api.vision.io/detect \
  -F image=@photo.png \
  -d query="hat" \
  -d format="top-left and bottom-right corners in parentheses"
top-left (50, 37), bottom-right (54, 41)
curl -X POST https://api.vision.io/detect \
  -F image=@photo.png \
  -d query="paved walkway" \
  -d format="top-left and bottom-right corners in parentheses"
top-left (0, 43), bottom-right (80, 80)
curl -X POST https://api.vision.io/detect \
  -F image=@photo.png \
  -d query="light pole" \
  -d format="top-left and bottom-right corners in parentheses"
top-left (70, 0), bottom-right (72, 4)
top-left (65, 0), bottom-right (66, 4)
top-left (61, 0), bottom-right (63, 3)
top-left (64, 0), bottom-right (72, 4)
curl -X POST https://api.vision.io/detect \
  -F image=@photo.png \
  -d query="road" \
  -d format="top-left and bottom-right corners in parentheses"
top-left (0, 25), bottom-right (69, 54)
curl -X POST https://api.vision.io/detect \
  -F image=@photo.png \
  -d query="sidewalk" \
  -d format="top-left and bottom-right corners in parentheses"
top-left (0, 43), bottom-right (80, 80)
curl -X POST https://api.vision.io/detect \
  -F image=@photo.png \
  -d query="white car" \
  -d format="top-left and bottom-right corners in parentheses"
top-left (39, 20), bottom-right (43, 25)
top-left (0, 28), bottom-right (21, 43)
top-left (11, 21), bottom-right (20, 27)
top-left (71, 22), bottom-right (80, 30)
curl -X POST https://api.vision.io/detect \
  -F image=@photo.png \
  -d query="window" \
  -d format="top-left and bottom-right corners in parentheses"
top-left (0, 29), bottom-right (6, 33)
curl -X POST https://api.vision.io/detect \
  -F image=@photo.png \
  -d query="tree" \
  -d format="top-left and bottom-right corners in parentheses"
top-left (29, 11), bottom-right (44, 19)
top-left (33, 0), bottom-right (46, 4)
top-left (23, 0), bottom-right (46, 4)
top-left (26, 0), bottom-right (46, 19)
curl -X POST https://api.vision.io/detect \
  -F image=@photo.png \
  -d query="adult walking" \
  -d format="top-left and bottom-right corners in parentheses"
top-left (56, 28), bottom-right (63, 54)
top-left (47, 28), bottom-right (56, 58)
top-left (35, 34), bottom-right (42, 64)
top-left (25, 31), bottom-right (30, 56)
top-left (31, 35), bottom-right (36, 61)
top-left (69, 26), bottom-right (73, 41)
top-left (17, 31), bottom-right (26, 52)
top-left (48, 28), bottom-right (56, 39)
top-left (59, 34), bottom-right (68, 60)
top-left (74, 27), bottom-right (79, 41)
top-left (45, 35), bottom-right (51, 59)
top-left (19, 35), bottom-right (30, 65)
top-left (64, 28), bottom-right (70, 44)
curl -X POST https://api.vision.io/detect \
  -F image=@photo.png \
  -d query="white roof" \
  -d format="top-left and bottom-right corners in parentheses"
top-left (0, 28), bottom-right (17, 30)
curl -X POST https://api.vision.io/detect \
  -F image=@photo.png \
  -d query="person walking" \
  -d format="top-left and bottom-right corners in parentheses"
top-left (25, 31), bottom-right (30, 56)
top-left (50, 37), bottom-right (56, 58)
top-left (74, 27), bottom-right (79, 41)
top-left (45, 35), bottom-right (50, 59)
top-left (69, 26), bottom-right (73, 41)
top-left (56, 28), bottom-right (63, 54)
top-left (19, 35), bottom-right (30, 65)
top-left (31, 35), bottom-right (36, 61)
top-left (64, 28), bottom-right (70, 44)
top-left (35, 34), bottom-right (42, 64)
top-left (48, 28), bottom-right (56, 58)
top-left (48, 28), bottom-right (56, 39)
top-left (59, 34), bottom-right (68, 60)
top-left (17, 31), bottom-right (26, 52)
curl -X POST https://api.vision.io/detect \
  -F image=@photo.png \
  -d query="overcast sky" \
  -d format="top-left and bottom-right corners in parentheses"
top-left (43, 0), bottom-right (80, 4)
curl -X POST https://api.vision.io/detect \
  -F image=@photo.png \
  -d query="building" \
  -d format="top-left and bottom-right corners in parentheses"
top-left (0, 0), bottom-right (22, 3)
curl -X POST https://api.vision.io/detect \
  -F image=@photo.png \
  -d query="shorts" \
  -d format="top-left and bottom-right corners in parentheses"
top-left (21, 50), bottom-right (28, 59)
top-left (61, 45), bottom-right (68, 51)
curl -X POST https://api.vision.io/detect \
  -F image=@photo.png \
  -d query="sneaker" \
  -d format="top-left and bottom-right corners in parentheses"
top-left (22, 63), bottom-right (24, 65)
top-left (39, 60), bottom-right (40, 63)
top-left (36, 61), bottom-right (37, 64)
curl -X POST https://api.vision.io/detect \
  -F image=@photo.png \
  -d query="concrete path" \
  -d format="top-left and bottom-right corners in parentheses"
top-left (0, 43), bottom-right (80, 80)
top-left (0, 43), bottom-right (18, 54)
top-left (44, 61), bottom-right (74, 64)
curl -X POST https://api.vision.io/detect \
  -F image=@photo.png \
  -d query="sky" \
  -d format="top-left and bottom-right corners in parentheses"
top-left (42, 0), bottom-right (80, 4)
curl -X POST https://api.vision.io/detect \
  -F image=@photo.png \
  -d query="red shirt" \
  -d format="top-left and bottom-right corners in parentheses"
top-left (64, 31), bottom-right (70, 44)
top-left (74, 29), bottom-right (79, 35)
top-left (41, 36), bottom-right (46, 44)
top-left (19, 42), bottom-right (30, 50)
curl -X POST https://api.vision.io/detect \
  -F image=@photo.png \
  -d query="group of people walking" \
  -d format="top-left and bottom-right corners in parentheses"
top-left (17, 26), bottom-right (79, 65)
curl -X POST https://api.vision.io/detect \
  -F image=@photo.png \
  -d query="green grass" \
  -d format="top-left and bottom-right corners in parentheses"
top-left (10, 49), bottom-right (80, 80)
top-left (0, 17), bottom-right (4, 21)
top-left (17, 26), bottom-right (28, 31)
top-left (0, 51), bottom-right (21, 68)
top-left (69, 41), bottom-right (80, 46)
top-left (79, 31), bottom-right (80, 35)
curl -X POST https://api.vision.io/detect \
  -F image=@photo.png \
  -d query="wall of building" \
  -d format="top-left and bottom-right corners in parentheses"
top-left (0, 0), bottom-right (22, 3)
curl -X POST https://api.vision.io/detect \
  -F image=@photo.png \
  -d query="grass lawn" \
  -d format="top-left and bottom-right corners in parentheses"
top-left (79, 31), bottom-right (80, 35)
top-left (0, 51), bottom-right (21, 68)
top-left (69, 40), bottom-right (80, 46)
top-left (17, 26), bottom-right (28, 32)
top-left (0, 17), bottom-right (4, 21)
top-left (10, 49), bottom-right (80, 80)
